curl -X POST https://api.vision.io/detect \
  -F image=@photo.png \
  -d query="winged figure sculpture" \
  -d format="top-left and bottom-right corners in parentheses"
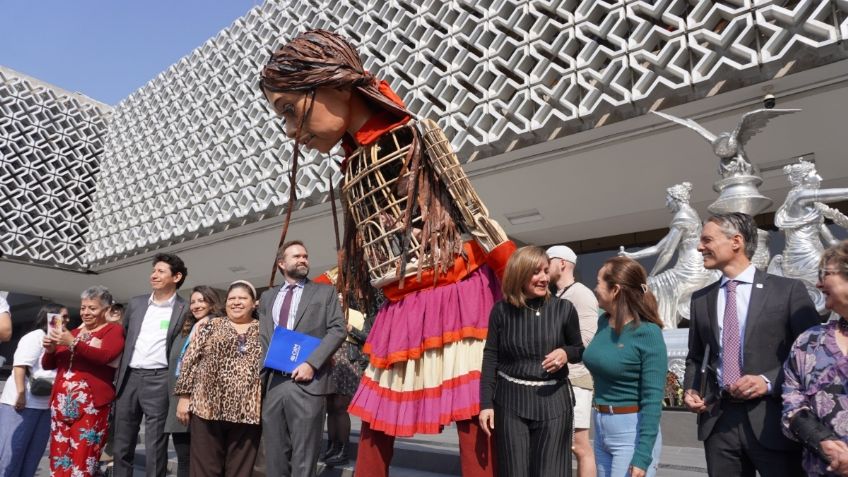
top-left (653, 108), bottom-right (801, 178)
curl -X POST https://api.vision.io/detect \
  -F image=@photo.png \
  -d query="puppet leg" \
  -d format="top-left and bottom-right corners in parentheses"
top-left (353, 421), bottom-right (395, 477)
top-left (457, 418), bottom-right (497, 477)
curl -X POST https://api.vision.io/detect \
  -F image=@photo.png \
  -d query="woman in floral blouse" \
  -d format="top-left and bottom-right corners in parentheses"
top-left (783, 240), bottom-right (848, 476)
top-left (41, 286), bottom-right (124, 477)
top-left (174, 280), bottom-right (262, 477)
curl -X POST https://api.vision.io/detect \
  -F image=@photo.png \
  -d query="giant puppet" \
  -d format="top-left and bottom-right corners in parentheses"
top-left (259, 30), bottom-right (515, 477)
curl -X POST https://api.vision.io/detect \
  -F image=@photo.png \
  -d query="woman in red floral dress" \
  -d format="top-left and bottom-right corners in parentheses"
top-left (42, 285), bottom-right (124, 477)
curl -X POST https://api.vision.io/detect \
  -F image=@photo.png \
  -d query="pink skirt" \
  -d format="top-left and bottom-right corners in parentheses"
top-left (348, 265), bottom-right (501, 436)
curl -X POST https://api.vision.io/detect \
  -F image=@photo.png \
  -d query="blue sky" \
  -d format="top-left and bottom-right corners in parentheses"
top-left (0, 1), bottom-right (259, 105)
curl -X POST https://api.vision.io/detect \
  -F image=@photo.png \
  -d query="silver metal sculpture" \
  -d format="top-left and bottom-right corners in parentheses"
top-left (653, 107), bottom-right (803, 271)
top-left (619, 182), bottom-right (719, 328)
top-left (653, 108), bottom-right (799, 217)
top-left (652, 108), bottom-right (800, 179)
top-left (768, 159), bottom-right (848, 313)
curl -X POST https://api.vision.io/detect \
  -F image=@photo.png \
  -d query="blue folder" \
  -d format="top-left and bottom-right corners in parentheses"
top-left (264, 326), bottom-right (322, 373)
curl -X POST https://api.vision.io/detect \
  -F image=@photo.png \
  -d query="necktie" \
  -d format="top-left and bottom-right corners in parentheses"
top-left (276, 284), bottom-right (294, 329)
top-left (722, 280), bottom-right (742, 388)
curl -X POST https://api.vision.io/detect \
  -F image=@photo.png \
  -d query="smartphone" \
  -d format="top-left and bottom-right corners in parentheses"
top-left (47, 313), bottom-right (65, 335)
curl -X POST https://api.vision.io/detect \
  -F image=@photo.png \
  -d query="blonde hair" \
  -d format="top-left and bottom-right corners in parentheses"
top-left (501, 246), bottom-right (550, 308)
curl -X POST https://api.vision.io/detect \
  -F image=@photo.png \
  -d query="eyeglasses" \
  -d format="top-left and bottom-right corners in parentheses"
top-left (818, 268), bottom-right (843, 281)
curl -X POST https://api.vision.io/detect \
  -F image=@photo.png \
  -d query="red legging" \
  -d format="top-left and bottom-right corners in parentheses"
top-left (354, 418), bottom-right (496, 477)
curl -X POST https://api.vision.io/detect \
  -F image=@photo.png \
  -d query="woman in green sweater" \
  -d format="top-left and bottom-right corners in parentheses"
top-left (583, 256), bottom-right (667, 477)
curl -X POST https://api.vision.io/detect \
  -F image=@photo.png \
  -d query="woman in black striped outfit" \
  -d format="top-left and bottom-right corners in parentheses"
top-left (479, 245), bottom-right (585, 476)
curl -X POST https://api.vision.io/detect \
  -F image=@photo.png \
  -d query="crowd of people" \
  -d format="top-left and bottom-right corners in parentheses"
top-left (0, 216), bottom-right (847, 477)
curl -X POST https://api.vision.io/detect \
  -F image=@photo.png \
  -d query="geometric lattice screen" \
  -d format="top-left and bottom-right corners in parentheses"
top-left (0, 66), bottom-right (111, 268)
top-left (8, 0), bottom-right (848, 267)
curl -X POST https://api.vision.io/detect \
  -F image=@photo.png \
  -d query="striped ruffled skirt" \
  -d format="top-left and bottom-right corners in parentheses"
top-left (348, 265), bottom-right (501, 437)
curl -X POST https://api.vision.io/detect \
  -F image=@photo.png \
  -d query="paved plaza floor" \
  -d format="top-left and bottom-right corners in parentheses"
top-left (2, 379), bottom-right (707, 476)
top-left (27, 415), bottom-right (707, 476)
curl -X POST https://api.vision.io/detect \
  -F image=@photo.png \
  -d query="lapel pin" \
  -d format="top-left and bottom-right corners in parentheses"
top-left (755, 283), bottom-right (763, 289)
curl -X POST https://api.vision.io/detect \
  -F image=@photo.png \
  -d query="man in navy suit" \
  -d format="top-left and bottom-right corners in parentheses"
top-left (683, 212), bottom-right (819, 476)
top-left (112, 253), bottom-right (188, 477)
top-left (259, 240), bottom-right (345, 477)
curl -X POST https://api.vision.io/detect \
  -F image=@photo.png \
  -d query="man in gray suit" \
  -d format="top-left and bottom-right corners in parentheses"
top-left (683, 213), bottom-right (819, 476)
top-left (260, 240), bottom-right (346, 477)
top-left (113, 253), bottom-right (188, 477)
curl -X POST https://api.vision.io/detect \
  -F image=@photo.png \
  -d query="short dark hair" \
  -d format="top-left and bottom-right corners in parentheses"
top-left (707, 212), bottom-right (758, 260)
top-left (227, 281), bottom-right (259, 320)
top-left (153, 253), bottom-right (188, 289)
top-left (276, 240), bottom-right (306, 261)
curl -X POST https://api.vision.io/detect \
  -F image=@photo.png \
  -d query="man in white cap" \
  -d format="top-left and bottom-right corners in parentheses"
top-left (546, 245), bottom-right (598, 477)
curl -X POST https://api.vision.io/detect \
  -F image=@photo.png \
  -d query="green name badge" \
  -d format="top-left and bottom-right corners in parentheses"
top-left (160, 319), bottom-right (170, 330)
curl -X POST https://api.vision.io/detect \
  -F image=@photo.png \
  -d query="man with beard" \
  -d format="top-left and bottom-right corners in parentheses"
top-left (258, 240), bottom-right (346, 476)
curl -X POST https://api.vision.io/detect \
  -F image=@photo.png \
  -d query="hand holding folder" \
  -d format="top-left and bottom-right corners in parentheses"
top-left (264, 326), bottom-right (322, 374)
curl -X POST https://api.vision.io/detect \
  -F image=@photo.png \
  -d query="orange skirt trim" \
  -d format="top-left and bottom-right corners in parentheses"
top-left (314, 240), bottom-right (515, 300)
top-left (362, 327), bottom-right (488, 369)
top-left (382, 241), bottom-right (489, 302)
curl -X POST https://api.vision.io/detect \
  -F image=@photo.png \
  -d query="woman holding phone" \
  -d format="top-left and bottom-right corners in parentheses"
top-left (42, 286), bottom-right (124, 477)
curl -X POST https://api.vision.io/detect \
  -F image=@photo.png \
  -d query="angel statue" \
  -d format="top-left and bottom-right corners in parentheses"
top-left (768, 158), bottom-right (848, 314)
top-left (653, 108), bottom-right (800, 179)
top-left (619, 182), bottom-right (719, 328)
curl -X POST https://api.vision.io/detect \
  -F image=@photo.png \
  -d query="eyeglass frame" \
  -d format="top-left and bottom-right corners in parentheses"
top-left (818, 267), bottom-right (847, 282)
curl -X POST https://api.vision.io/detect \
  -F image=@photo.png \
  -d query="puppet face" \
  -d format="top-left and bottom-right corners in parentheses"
top-left (264, 87), bottom-right (352, 154)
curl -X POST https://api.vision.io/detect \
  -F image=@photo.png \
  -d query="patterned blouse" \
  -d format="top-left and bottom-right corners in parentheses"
top-left (174, 318), bottom-right (262, 425)
top-left (782, 320), bottom-right (848, 476)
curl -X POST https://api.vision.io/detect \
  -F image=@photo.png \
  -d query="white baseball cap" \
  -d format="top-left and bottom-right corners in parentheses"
top-left (546, 245), bottom-right (577, 264)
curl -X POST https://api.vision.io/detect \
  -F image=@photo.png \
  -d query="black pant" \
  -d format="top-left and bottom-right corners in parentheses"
top-left (171, 432), bottom-right (190, 477)
top-left (494, 404), bottom-right (573, 477)
top-left (704, 401), bottom-right (804, 477)
top-left (189, 416), bottom-right (261, 477)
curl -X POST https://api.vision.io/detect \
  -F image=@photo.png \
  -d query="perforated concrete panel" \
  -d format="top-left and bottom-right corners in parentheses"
top-left (10, 0), bottom-right (847, 267)
top-left (0, 67), bottom-right (110, 268)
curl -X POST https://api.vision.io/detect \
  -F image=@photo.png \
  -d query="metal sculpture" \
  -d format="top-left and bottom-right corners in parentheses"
top-left (619, 182), bottom-right (719, 328)
top-left (653, 107), bottom-right (803, 271)
top-left (769, 158), bottom-right (848, 313)
top-left (653, 108), bottom-right (800, 179)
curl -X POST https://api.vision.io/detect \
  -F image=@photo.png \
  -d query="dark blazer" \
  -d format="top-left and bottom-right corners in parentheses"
top-left (683, 268), bottom-right (819, 449)
top-left (259, 279), bottom-right (346, 396)
top-left (114, 293), bottom-right (188, 397)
